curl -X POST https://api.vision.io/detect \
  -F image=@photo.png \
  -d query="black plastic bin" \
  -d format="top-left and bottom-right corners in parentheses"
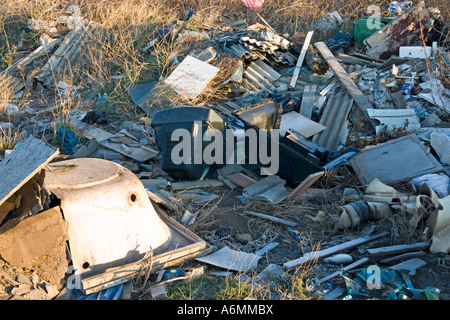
top-left (151, 107), bottom-right (226, 180)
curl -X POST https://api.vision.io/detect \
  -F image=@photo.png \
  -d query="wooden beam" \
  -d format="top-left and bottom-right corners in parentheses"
top-left (367, 242), bottom-right (430, 257)
top-left (289, 31), bottom-right (313, 89)
top-left (391, 258), bottom-right (427, 276)
top-left (226, 172), bottom-right (256, 188)
top-left (170, 179), bottom-right (224, 191)
top-left (244, 211), bottom-right (297, 227)
top-left (313, 42), bottom-right (374, 126)
top-left (379, 251), bottom-right (426, 264)
top-left (288, 171), bottom-right (323, 200)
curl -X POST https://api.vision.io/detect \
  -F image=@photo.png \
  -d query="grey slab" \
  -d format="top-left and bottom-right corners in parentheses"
top-left (127, 81), bottom-right (159, 107)
top-left (195, 246), bottom-right (261, 272)
top-left (0, 136), bottom-right (59, 209)
top-left (348, 134), bottom-right (443, 186)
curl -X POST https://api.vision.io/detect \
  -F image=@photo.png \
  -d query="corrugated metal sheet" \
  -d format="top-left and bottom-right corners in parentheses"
top-left (312, 65), bottom-right (363, 151)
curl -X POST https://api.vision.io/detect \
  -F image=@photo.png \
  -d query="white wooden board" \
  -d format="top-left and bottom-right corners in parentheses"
top-left (164, 55), bottom-right (220, 100)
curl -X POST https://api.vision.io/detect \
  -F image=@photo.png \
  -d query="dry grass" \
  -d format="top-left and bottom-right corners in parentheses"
top-left (1, 0), bottom-right (449, 110)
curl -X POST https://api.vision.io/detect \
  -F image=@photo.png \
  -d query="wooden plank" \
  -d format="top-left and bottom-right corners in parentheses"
top-left (313, 42), bottom-right (374, 125)
top-left (391, 258), bottom-right (427, 275)
top-left (322, 287), bottom-right (346, 300)
top-left (290, 31), bottom-right (313, 89)
top-left (170, 179), bottom-right (224, 191)
top-left (379, 251), bottom-right (426, 264)
top-left (226, 172), bottom-right (256, 188)
top-left (0, 136), bottom-right (59, 209)
top-left (377, 57), bottom-right (409, 71)
top-left (367, 241), bottom-right (430, 257)
top-left (244, 211), bottom-right (297, 227)
top-left (336, 53), bottom-right (380, 67)
top-left (299, 85), bottom-right (316, 119)
top-left (283, 231), bottom-right (389, 270)
top-left (288, 171), bottom-right (324, 200)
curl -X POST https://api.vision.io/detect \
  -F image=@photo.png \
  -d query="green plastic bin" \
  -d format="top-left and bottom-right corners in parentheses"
top-left (353, 16), bottom-right (397, 47)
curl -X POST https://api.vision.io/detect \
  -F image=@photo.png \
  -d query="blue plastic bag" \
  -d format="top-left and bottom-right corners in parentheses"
top-left (74, 283), bottom-right (124, 300)
top-left (58, 126), bottom-right (79, 155)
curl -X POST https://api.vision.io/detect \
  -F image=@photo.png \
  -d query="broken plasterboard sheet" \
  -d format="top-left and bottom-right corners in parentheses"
top-left (240, 175), bottom-right (289, 205)
top-left (69, 118), bottom-right (158, 162)
top-left (430, 195), bottom-right (450, 253)
top-left (279, 111), bottom-right (326, 138)
top-left (164, 55), bottom-right (220, 100)
top-left (366, 108), bottom-right (421, 135)
top-left (0, 136), bottom-right (59, 210)
top-left (433, 195), bottom-right (450, 236)
top-left (430, 226), bottom-right (450, 254)
top-left (399, 46), bottom-right (432, 59)
top-left (418, 79), bottom-right (450, 112)
top-left (348, 134), bottom-right (443, 186)
top-left (195, 246), bottom-right (261, 272)
top-left (430, 132), bottom-right (450, 166)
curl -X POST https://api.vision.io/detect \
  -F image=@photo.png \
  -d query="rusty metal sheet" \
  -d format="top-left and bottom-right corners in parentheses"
top-left (364, 1), bottom-right (433, 60)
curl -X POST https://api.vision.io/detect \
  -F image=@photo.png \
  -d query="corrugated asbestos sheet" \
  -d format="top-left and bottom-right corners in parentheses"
top-left (229, 43), bottom-right (263, 61)
top-left (242, 59), bottom-right (281, 91)
top-left (240, 36), bottom-right (295, 65)
top-left (312, 65), bottom-right (363, 151)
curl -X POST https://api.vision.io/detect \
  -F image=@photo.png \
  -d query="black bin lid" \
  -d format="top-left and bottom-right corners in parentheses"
top-left (151, 106), bottom-right (225, 130)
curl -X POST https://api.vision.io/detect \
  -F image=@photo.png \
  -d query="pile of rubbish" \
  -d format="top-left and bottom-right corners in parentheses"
top-left (0, 1), bottom-right (449, 300)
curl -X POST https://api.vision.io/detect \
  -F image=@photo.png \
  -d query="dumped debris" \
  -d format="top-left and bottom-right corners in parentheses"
top-left (1, 0), bottom-right (450, 301)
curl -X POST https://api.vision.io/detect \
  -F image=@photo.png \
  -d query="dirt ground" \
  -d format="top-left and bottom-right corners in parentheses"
top-left (176, 177), bottom-right (450, 300)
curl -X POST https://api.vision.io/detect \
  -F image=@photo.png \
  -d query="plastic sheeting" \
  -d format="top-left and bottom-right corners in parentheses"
top-left (73, 283), bottom-right (124, 300)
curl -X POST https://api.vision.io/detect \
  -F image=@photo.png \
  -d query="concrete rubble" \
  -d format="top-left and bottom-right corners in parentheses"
top-left (0, 1), bottom-right (450, 300)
